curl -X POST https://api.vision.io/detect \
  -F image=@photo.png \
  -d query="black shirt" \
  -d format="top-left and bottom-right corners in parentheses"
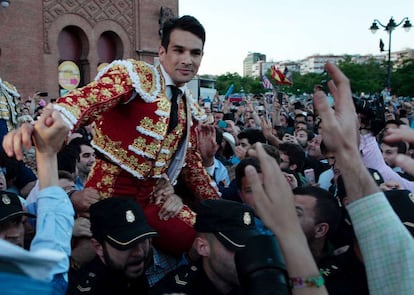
top-left (150, 261), bottom-right (241, 295)
top-left (319, 245), bottom-right (369, 295)
top-left (67, 256), bottom-right (149, 295)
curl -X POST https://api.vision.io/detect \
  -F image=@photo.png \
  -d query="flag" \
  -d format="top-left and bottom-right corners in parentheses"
top-left (271, 65), bottom-right (293, 85)
top-left (261, 75), bottom-right (273, 89)
top-left (224, 84), bottom-right (234, 98)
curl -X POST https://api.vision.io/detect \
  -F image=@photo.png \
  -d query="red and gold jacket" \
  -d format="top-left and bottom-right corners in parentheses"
top-left (0, 78), bottom-right (19, 131)
top-left (55, 59), bottom-right (219, 200)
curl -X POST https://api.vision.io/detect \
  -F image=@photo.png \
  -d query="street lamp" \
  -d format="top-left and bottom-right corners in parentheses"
top-left (369, 17), bottom-right (412, 90)
top-left (1, 0), bottom-right (10, 8)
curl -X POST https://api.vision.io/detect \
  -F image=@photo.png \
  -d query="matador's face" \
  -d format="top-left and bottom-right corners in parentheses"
top-left (159, 29), bottom-right (204, 87)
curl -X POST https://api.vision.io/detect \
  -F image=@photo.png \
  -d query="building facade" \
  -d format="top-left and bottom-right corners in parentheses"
top-left (299, 55), bottom-right (344, 75)
top-left (243, 52), bottom-right (266, 77)
top-left (247, 48), bottom-right (414, 78)
top-left (251, 60), bottom-right (301, 78)
top-left (0, 0), bottom-right (178, 100)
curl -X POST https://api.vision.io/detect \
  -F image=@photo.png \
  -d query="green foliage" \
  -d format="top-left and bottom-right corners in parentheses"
top-left (214, 58), bottom-right (414, 97)
top-left (215, 72), bottom-right (265, 95)
top-left (392, 59), bottom-right (414, 97)
top-left (338, 57), bottom-right (385, 95)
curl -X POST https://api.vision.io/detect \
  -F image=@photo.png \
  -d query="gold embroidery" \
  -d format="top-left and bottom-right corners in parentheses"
top-left (78, 98), bottom-right (89, 107)
top-left (130, 60), bottom-right (157, 94)
top-left (178, 207), bottom-right (196, 226)
top-left (114, 84), bottom-right (125, 94)
top-left (157, 97), bottom-right (170, 113)
top-left (150, 100), bottom-right (186, 178)
top-left (93, 128), bottom-right (153, 178)
top-left (130, 137), bottom-right (147, 153)
top-left (147, 142), bottom-right (161, 158)
top-left (100, 89), bottom-right (112, 98)
top-left (93, 160), bottom-right (120, 199)
top-left (101, 77), bottom-right (113, 84)
top-left (86, 93), bottom-right (98, 104)
top-left (138, 117), bottom-right (167, 139)
top-left (102, 175), bottom-right (114, 186)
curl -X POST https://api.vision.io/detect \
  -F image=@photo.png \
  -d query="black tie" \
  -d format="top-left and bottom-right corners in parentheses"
top-left (168, 85), bottom-right (180, 133)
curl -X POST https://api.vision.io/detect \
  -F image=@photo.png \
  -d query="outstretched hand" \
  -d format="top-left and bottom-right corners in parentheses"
top-left (2, 122), bottom-right (34, 160)
top-left (313, 63), bottom-right (379, 200)
top-left (196, 124), bottom-right (218, 165)
top-left (312, 63), bottom-right (359, 157)
top-left (2, 104), bottom-right (69, 160)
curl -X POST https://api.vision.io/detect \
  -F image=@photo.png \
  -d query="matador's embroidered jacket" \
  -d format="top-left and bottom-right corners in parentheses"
top-left (55, 59), bottom-right (219, 201)
top-left (0, 78), bottom-right (19, 132)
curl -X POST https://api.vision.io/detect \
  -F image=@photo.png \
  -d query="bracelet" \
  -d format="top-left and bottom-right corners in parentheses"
top-left (290, 273), bottom-right (324, 289)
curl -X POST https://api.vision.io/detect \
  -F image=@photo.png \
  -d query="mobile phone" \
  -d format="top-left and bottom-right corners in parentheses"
top-left (304, 168), bottom-right (316, 185)
top-left (218, 120), bottom-right (228, 129)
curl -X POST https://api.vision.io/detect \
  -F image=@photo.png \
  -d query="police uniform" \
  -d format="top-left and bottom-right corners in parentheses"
top-left (68, 197), bottom-right (158, 295)
top-left (318, 245), bottom-right (369, 295)
top-left (149, 260), bottom-right (241, 295)
top-left (0, 191), bottom-right (35, 223)
top-left (151, 199), bottom-right (262, 295)
top-left (68, 256), bottom-right (149, 295)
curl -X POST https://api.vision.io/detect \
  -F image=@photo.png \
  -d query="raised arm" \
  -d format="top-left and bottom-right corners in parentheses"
top-left (244, 143), bottom-right (327, 295)
top-left (313, 62), bottom-right (414, 294)
top-left (29, 106), bottom-right (75, 288)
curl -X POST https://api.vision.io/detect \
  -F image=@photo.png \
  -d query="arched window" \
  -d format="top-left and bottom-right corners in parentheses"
top-left (97, 31), bottom-right (123, 67)
top-left (58, 26), bottom-right (89, 93)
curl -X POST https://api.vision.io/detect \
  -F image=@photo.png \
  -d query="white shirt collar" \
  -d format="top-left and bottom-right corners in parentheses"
top-left (159, 64), bottom-right (187, 94)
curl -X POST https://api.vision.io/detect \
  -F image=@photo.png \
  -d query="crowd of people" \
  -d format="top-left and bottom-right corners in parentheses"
top-left (0, 14), bottom-right (413, 295)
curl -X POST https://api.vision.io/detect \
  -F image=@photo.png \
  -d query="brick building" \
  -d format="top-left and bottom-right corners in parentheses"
top-left (0, 0), bottom-right (178, 100)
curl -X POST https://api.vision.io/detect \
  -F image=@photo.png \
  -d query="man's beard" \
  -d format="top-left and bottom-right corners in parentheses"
top-left (102, 245), bottom-right (151, 279)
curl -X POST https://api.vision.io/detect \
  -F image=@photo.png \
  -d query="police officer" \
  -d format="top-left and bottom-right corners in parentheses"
top-left (150, 199), bottom-right (261, 295)
top-left (67, 197), bottom-right (159, 295)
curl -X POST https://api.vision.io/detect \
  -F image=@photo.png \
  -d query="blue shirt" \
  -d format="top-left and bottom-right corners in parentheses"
top-left (27, 186), bottom-right (75, 283)
top-left (205, 158), bottom-right (231, 188)
top-left (74, 176), bottom-right (84, 191)
top-left (145, 247), bottom-right (180, 287)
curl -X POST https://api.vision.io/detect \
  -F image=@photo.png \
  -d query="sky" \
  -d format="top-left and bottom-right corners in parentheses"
top-left (179, 0), bottom-right (414, 76)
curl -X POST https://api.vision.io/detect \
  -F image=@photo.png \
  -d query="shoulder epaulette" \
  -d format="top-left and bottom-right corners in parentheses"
top-left (95, 59), bottom-right (161, 103)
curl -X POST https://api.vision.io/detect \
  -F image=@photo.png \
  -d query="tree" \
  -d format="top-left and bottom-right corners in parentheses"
top-left (392, 59), bottom-right (414, 97)
top-left (338, 56), bottom-right (385, 95)
top-left (213, 58), bottom-right (414, 97)
top-left (215, 72), bottom-right (264, 95)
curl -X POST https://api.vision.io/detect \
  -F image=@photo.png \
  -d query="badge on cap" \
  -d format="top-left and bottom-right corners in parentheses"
top-left (409, 193), bottom-right (414, 204)
top-left (2, 194), bottom-right (11, 205)
top-left (126, 210), bottom-right (135, 223)
top-left (243, 212), bottom-right (252, 225)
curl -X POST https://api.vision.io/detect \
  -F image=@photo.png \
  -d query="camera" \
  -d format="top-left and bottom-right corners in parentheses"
top-left (353, 95), bottom-right (384, 119)
top-left (353, 95), bottom-right (385, 136)
top-left (235, 235), bottom-right (291, 295)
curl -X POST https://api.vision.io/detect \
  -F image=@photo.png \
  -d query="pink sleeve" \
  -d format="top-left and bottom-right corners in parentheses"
top-left (360, 134), bottom-right (414, 192)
